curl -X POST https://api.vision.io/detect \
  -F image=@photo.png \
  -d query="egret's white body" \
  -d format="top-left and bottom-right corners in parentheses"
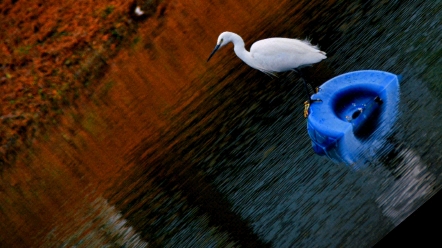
top-left (207, 31), bottom-right (327, 76)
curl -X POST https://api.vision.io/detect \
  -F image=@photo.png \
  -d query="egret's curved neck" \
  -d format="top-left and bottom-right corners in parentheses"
top-left (228, 33), bottom-right (255, 68)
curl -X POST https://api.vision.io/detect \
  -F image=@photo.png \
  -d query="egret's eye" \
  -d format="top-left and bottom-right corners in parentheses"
top-left (219, 38), bottom-right (223, 44)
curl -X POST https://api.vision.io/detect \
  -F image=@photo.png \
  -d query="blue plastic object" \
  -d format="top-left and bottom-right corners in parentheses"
top-left (307, 70), bottom-right (400, 169)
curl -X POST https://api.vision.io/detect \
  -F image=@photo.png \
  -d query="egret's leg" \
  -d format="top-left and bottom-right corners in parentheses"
top-left (293, 69), bottom-right (321, 104)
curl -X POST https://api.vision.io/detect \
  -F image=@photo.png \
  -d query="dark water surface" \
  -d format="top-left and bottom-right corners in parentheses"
top-left (3, 0), bottom-right (442, 247)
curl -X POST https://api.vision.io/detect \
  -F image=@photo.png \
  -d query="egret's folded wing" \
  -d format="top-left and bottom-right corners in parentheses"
top-left (250, 38), bottom-right (326, 72)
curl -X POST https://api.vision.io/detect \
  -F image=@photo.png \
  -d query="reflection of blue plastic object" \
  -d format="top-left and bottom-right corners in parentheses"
top-left (307, 70), bottom-right (400, 169)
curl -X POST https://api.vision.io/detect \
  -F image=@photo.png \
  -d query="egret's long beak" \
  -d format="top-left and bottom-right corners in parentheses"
top-left (207, 44), bottom-right (221, 62)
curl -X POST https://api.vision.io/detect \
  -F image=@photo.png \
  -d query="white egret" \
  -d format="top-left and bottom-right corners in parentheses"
top-left (207, 31), bottom-right (327, 103)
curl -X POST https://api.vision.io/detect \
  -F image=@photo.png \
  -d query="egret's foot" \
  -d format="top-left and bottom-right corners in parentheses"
top-left (315, 87), bottom-right (321, 93)
top-left (303, 101), bottom-right (310, 118)
top-left (304, 98), bottom-right (321, 118)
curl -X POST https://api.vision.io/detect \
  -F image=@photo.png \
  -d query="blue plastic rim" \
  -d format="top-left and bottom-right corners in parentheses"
top-left (307, 70), bottom-right (400, 168)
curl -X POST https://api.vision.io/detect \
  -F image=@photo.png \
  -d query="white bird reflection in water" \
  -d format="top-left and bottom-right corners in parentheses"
top-left (376, 148), bottom-right (436, 226)
top-left (44, 197), bottom-right (148, 247)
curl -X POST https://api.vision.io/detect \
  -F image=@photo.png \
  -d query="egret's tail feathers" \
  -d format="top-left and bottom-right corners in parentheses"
top-left (301, 39), bottom-right (327, 58)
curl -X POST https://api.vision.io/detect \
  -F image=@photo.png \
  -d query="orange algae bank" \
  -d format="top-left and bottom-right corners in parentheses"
top-left (0, 0), bottom-right (306, 246)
